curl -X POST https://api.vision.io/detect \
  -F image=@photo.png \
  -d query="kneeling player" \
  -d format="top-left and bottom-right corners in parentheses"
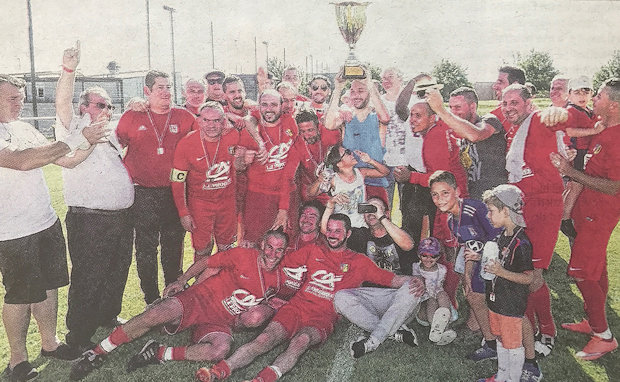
top-left (70, 229), bottom-right (300, 380)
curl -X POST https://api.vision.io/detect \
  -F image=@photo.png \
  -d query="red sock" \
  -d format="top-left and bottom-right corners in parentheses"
top-left (212, 360), bottom-right (231, 379)
top-left (577, 280), bottom-right (608, 333)
top-left (532, 282), bottom-right (556, 336)
top-left (256, 366), bottom-right (279, 382)
top-left (157, 346), bottom-right (186, 361)
top-left (599, 267), bottom-right (609, 296)
top-left (94, 326), bottom-right (131, 355)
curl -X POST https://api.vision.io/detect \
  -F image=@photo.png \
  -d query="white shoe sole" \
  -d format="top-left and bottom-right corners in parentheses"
top-left (429, 307), bottom-right (450, 342)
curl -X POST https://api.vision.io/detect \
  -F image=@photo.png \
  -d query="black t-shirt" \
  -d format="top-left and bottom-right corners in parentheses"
top-left (485, 228), bottom-right (533, 317)
top-left (348, 227), bottom-right (414, 275)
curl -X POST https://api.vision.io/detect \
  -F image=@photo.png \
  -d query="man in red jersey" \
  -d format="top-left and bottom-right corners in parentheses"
top-left (280, 108), bottom-right (340, 206)
top-left (198, 213), bottom-right (424, 382)
top-left (276, 81), bottom-right (298, 116)
top-left (500, 84), bottom-right (568, 380)
top-left (287, 200), bottom-right (326, 252)
top-left (237, 89), bottom-right (299, 245)
top-left (116, 70), bottom-right (197, 305)
top-left (171, 102), bottom-right (243, 260)
top-left (490, 66), bottom-right (526, 131)
top-left (223, 75), bottom-right (256, 130)
top-left (70, 230), bottom-right (303, 380)
top-left (551, 77), bottom-right (620, 361)
top-left (182, 78), bottom-right (206, 116)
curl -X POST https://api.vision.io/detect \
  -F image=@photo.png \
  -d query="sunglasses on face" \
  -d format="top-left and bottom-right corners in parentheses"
top-left (419, 253), bottom-right (439, 259)
top-left (207, 78), bottom-right (223, 85)
top-left (339, 148), bottom-right (351, 161)
top-left (91, 102), bottom-right (114, 111)
top-left (311, 84), bottom-right (329, 91)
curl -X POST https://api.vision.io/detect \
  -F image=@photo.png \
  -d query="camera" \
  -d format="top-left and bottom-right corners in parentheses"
top-left (357, 203), bottom-right (377, 214)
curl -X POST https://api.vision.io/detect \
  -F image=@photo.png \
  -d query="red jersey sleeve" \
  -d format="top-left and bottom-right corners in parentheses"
top-left (115, 110), bottom-right (134, 148)
top-left (357, 254), bottom-right (395, 286)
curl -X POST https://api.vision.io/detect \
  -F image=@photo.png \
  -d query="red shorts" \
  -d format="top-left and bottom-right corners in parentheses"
top-left (489, 310), bottom-right (523, 349)
top-left (188, 198), bottom-right (237, 251)
top-left (568, 204), bottom-right (617, 281)
top-left (165, 286), bottom-right (234, 339)
top-left (523, 194), bottom-right (562, 269)
top-left (243, 190), bottom-right (280, 243)
top-left (273, 302), bottom-right (334, 344)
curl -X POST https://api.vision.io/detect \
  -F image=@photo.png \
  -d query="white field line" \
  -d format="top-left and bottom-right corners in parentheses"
top-left (326, 324), bottom-right (363, 382)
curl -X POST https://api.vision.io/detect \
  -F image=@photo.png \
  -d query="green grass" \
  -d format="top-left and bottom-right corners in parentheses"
top-left (1, 113), bottom-right (619, 381)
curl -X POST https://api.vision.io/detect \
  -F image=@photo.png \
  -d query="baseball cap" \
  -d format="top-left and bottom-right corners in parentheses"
top-left (569, 76), bottom-right (592, 91)
top-left (412, 78), bottom-right (444, 93)
top-left (204, 69), bottom-right (225, 80)
top-left (418, 237), bottom-right (441, 257)
top-left (490, 184), bottom-right (526, 227)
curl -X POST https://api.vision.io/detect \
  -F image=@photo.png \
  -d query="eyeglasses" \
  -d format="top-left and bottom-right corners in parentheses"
top-left (91, 102), bottom-right (115, 111)
top-left (206, 78), bottom-right (223, 85)
top-left (339, 148), bottom-right (351, 161)
top-left (311, 84), bottom-right (329, 91)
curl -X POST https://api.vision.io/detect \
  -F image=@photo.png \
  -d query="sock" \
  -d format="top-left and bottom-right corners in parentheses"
top-left (599, 268), bottom-right (609, 297)
top-left (158, 346), bottom-right (187, 361)
top-left (530, 282), bottom-right (556, 337)
top-left (496, 339), bottom-right (509, 382)
top-left (507, 346), bottom-right (525, 382)
top-left (256, 366), bottom-right (279, 382)
top-left (593, 329), bottom-right (613, 340)
top-left (366, 336), bottom-right (380, 351)
top-left (212, 360), bottom-right (231, 379)
top-left (486, 339), bottom-right (497, 351)
top-left (576, 280), bottom-right (608, 333)
top-left (524, 357), bottom-right (538, 369)
top-left (94, 326), bottom-right (130, 354)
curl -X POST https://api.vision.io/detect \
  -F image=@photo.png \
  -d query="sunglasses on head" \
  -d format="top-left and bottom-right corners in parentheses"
top-left (91, 102), bottom-right (114, 111)
top-left (311, 84), bottom-right (329, 91)
top-left (206, 78), bottom-right (223, 85)
top-left (339, 148), bottom-right (351, 161)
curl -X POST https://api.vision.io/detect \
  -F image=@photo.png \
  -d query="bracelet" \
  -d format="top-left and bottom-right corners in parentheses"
top-left (379, 215), bottom-right (388, 222)
top-left (62, 65), bottom-right (74, 73)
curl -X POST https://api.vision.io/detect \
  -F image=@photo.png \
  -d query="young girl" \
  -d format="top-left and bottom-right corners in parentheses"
top-left (412, 237), bottom-right (457, 345)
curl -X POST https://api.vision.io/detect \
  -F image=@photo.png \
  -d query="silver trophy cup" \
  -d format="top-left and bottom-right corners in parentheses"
top-left (332, 2), bottom-right (370, 79)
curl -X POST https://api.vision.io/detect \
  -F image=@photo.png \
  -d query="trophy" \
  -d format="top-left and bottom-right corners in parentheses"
top-left (332, 2), bottom-right (370, 79)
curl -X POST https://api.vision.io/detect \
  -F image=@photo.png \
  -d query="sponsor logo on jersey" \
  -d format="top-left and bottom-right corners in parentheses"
top-left (593, 144), bottom-right (602, 155)
top-left (308, 270), bottom-right (343, 291)
top-left (203, 161), bottom-right (232, 190)
top-left (221, 289), bottom-right (263, 316)
top-left (169, 124), bottom-right (178, 133)
top-left (266, 140), bottom-right (292, 172)
top-left (283, 265), bottom-right (307, 290)
top-left (138, 125), bottom-right (147, 131)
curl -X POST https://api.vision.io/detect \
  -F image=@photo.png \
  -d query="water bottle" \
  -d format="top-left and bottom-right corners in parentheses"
top-left (316, 163), bottom-right (335, 193)
top-left (480, 241), bottom-right (499, 281)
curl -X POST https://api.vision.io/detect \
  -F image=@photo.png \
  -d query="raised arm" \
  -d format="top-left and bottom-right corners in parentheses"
top-left (550, 152), bottom-right (620, 195)
top-left (325, 70), bottom-right (347, 131)
top-left (395, 79), bottom-right (415, 122)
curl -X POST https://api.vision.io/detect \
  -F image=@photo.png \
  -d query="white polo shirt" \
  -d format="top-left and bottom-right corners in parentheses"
top-left (55, 114), bottom-right (134, 210)
top-left (0, 121), bottom-right (58, 240)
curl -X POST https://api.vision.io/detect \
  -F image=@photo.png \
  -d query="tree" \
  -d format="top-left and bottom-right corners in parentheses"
top-left (431, 59), bottom-right (472, 101)
top-left (515, 49), bottom-right (559, 95)
top-left (593, 50), bottom-right (620, 91)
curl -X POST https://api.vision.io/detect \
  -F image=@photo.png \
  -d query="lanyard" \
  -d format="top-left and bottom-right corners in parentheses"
top-left (256, 255), bottom-right (281, 299)
top-left (147, 109), bottom-right (172, 154)
top-left (303, 140), bottom-right (323, 168)
top-left (199, 132), bottom-right (222, 172)
top-left (262, 123), bottom-right (282, 148)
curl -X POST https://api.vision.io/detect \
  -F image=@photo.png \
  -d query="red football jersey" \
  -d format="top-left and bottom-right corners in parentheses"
top-left (116, 108), bottom-right (196, 187)
top-left (171, 129), bottom-right (239, 216)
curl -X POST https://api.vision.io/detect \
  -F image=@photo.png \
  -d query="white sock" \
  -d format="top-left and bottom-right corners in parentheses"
top-left (507, 346), bottom-right (525, 382)
top-left (496, 339), bottom-right (509, 382)
top-left (162, 347), bottom-right (173, 361)
top-left (594, 328), bottom-right (613, 340)
top-left (269, 365), bottom-right (283, 378)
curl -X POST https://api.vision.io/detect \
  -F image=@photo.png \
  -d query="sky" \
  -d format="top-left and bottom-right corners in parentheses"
top-left (2, 0), bottom-right (619, 84)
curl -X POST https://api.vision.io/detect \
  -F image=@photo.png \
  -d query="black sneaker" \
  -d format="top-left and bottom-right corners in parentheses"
top-left (4, 361), bottom-right (39, 382)
top-left (70, 350), bottom-right (106, 381)
top-left (390, 325), bottom-right (418, 347)
top-left (126, 340), bottom-right (162, 372)
top-left (350, 337), bottom-right (372, 359)
top-left (560, 219), bottom-right (577, 239)
top-left (41, 342), bottom-right (82, 361)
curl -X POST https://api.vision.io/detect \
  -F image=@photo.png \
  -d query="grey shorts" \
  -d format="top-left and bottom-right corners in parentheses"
top-left (0, 219), bottom-right (69, 304)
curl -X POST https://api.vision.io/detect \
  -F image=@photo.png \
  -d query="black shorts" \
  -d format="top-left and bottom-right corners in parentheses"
top-left (0, 219), bottom-right (69, 304)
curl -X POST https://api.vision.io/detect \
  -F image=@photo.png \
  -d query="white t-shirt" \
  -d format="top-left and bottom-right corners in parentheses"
top-left (55, 115), bottom-right (134, 210)
top-left (333, 168), bottom-right (367, 228)
top-left (411, 262), bottom-right (447, 299)
top-left (0, 121), bottom-right (58, 240)
top-left (381, 96), bottom-right (408, 167)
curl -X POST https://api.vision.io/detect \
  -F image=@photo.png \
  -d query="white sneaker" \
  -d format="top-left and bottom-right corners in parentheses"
top-left (436, 329), bottom-right (457, 346)
top-left (429, 307), bottom-right (450, 342)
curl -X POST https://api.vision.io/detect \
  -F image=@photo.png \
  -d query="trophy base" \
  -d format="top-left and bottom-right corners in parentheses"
top-left (343, 65), bottom-right (366, 79)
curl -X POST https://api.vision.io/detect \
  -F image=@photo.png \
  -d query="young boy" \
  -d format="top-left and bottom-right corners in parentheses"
top-left (429, 170), bottom-right (501, 360)
top-left (477, 184), bottom-right (534, 382)
top-left (412, 237), bottom-right (456, 345)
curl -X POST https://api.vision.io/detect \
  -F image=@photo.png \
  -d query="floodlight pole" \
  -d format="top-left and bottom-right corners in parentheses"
top-left (163, 5), bottom-right (177, 104)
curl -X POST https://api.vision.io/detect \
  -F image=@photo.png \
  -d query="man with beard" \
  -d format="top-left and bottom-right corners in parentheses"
top-left (426, 87), bottom-right (507, 199)
top-left (237, 89), bottom-right (298, 245)
top-left (116, 70), bottom-right (197, 305)
top-left (307, 75), bottom-right (332, 122)
top-left (326, 72), bottom-right (390, 201)
top-left (223, 75), bottom-right (256, 130)
top-left (182, 79), bottom-right (206, 116)
top-left (70, 230), bottom-right (301, 380)
top-left (287, 200), bottom-right (326, 252)
top-left (197, 213), bottom-right (424, 382)
top-left (490, 66), bottom-right (526, 131)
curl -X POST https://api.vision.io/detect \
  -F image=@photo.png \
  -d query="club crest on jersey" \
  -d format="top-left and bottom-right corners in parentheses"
top-left (222, 289), bottom-right (263, 316)
top-left (169, 124), bottom-right (179, 133)
top-left (285, 129), bottom-right (293, 137)
top-left (138, 125), bottom-right (147, 131)
top-left (340, 263), bottom-right (350, 272)
top-left (593, 144), bottom-right (602, 155)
